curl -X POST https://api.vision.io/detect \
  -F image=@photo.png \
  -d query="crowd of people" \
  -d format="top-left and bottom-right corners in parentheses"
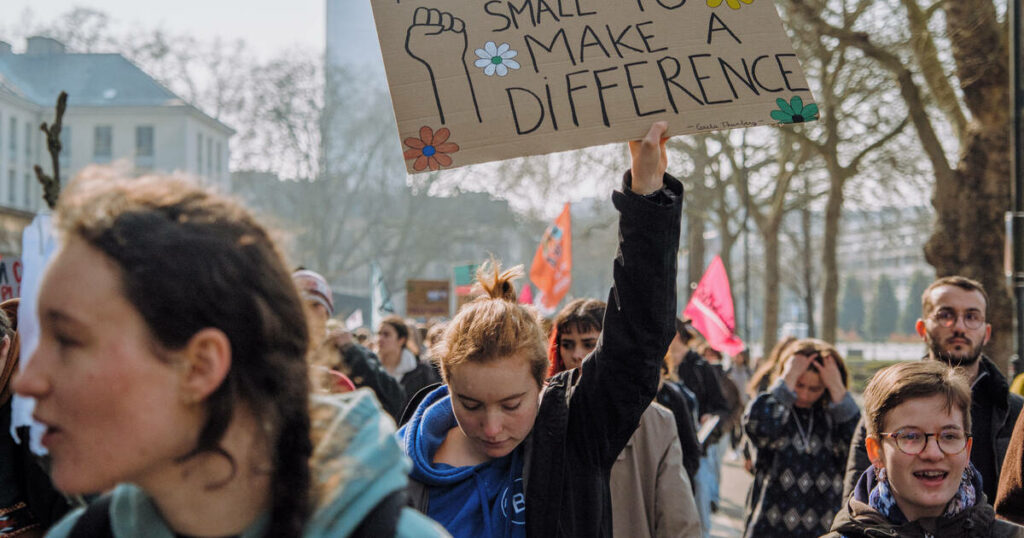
top-left (2, 120), bottom-right (1024, 537)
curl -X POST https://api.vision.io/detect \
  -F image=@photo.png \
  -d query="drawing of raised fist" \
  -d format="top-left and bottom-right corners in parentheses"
top-left (405, 7), bottom-right (481, 124)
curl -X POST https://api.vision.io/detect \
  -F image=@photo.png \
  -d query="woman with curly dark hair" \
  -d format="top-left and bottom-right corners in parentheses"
top-left (13, 168), bottom-right (446, 537)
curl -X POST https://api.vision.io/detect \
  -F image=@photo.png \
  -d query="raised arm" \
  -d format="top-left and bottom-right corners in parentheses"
top-left (566, 121), bottom-right (683, 467)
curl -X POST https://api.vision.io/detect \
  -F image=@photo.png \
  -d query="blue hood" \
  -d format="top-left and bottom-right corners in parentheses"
top-left (397, 385), bottom-right (526, 538)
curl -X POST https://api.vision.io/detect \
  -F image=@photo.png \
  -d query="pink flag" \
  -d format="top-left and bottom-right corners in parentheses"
top-left (683, 256), bottom-right (746, 356)
top-left (518, 282), bottom-right (534, 305)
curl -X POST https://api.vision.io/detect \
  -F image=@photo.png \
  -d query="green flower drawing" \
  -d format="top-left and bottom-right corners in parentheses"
top-left (771, 96), bottom-right (818, 124)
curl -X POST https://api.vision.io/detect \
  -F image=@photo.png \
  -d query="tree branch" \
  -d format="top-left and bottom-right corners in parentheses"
top-left (33, 91), bottom-right (67, 210)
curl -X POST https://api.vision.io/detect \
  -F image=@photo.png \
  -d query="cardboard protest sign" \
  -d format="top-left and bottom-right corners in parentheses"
top-left (370, 0), bottom-right (817, 173)
top-left (406, 279), bottom-right (451, 317)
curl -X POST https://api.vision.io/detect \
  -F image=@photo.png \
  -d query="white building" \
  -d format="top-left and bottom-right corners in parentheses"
top-left (0, 36), bottom-right (234, 216)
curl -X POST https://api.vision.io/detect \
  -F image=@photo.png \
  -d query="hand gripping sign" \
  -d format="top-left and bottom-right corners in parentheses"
top-left (370, 0), bottom-right (818, 173)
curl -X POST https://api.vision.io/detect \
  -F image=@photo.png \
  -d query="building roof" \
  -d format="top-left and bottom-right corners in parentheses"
top-left (0, 53), bottom-right (186, 108)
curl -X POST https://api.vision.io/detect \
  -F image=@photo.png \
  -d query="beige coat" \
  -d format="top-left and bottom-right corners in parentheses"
top-left (611, 402), bottom-right (701, 538)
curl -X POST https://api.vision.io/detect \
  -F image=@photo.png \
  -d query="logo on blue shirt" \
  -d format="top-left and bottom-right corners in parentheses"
top-left (500, 477), bottom-right (526, 525)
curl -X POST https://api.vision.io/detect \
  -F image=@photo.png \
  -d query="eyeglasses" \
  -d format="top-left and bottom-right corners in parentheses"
top-left (878, 427), bottom-right (971, 456)
top-left (931, 309), bottom-right (985, 330)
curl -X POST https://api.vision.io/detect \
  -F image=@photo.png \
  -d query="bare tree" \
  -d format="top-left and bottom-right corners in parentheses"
top-left (789, 0), bottom-right (1015, 370)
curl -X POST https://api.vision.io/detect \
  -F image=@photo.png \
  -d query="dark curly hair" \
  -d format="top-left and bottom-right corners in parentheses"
top-left (55, 169), bottom-right (311, 537)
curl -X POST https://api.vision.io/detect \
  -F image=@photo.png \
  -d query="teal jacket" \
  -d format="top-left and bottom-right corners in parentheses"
top-left (45, 390), bottom-right (448, 537)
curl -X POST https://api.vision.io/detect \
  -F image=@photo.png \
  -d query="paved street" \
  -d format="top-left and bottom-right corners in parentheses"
top-left (710, 452), bottom-right (752, 538)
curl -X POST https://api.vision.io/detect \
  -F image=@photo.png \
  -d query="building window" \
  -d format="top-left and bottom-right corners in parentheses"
top-left (24, 122), bottom-right (31, 160)
top-left (7, 169), bottom-right (14, 204)
top-left (215, 141), bottom-right (222, 178)
top-left (206, 137), bottom-right (213, 176)
top-left (196, 133), bottom-right (203, 173)
top-left (23, 173), bottom-right (31, 208)
top-left (9, 118), bottom-right (16, 160)
top-left (94, 125), bottom-right (112, 161)
top-left (135, 125), bottom-right (154, 169)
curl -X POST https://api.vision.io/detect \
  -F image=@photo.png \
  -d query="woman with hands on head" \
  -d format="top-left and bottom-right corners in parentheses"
top-left (742, 339), bottom-right (860, 538)
top-left (397, 121), bottom-right (683, 537)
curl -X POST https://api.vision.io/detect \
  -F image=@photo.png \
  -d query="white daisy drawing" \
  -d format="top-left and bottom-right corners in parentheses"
top-left (474, 41), bottom-right (521, 77)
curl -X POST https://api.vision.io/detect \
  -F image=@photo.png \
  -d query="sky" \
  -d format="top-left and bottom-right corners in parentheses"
top-left (3, 0), bottom-right (328, 59)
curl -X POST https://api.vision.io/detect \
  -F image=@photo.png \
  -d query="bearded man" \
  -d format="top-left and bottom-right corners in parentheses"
top-left (840, 276), bottom-right (1023, 502)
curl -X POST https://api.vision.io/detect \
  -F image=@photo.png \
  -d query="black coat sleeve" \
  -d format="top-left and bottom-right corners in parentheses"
top-left (841, 418), bottom-right (871, 501)
top-left (342, 344), bottom-right (407, 421)
top-left (566, 172), bottom-right (683, 469)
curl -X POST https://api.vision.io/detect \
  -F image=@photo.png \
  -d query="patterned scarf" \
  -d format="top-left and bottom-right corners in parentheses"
top-left (867, 466), bottom-right (976, 524)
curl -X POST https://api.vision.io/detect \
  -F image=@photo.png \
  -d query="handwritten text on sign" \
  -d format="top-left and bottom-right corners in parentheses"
top-left (370, 0), bottom-right (817, 173)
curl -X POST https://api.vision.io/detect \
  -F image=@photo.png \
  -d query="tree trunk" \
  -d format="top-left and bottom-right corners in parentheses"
top-left (761, 218), bottom-right (782, 356)
top-left (923, 0), bottom-right (1013, 372)
top-left (925, 127), bottom-right (1013, 370)
top-left (801, 201), bottom-right (816, 338)
top-left (821, 172), bottom-right (843, 344)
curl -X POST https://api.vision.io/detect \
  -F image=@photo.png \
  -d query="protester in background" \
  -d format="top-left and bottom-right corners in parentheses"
top-left (548, 298), bottom-right (700, 537)
top-left (657, 353), bottom-right (702, 487)
top-left (996, 410), bottom-right (1024, 524)
top-left (0, 301), bottom-right (54, 538)
top-left (827, 361), bottom-right (1024, 537)
top-left (397, 122), bottom-right (682, 537)
top-left (13, 170), bottom-right (445, 537)
top-left (378, 315), bottom-right (441, 413)
top-left (670, 321), bottom-right (730, 537)
top-left (726, 349), bottom-right (753, 456)
top-left (295, 269), bottom-right (406, 419)
top-left (743, 339), bottom-right (859, 538)
top-left (841, 276), bottom-right (1023, 502)
top-left (699, 345), bottom-right (741, 516)
top-left (424, 321), bottom-right (447, 357)
top-left (743, 337), bottom-right (799, 474)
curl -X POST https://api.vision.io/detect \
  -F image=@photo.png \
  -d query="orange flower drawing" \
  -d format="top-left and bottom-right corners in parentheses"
top-left (403, 126), bottom-right (460, 171)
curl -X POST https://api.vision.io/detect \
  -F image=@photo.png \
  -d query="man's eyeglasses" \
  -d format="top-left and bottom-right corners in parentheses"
top-left (878, 427), bottom-right (971, 456)
top-left (931, 309), bottom-right (985, 330)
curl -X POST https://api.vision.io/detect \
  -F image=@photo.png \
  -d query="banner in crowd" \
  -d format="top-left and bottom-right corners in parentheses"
top-left (453, 263), bottom-right (480, 312)
top-left (406, 279), bottom-right (451, 317)
top-left (345, 309), bottom-right (364, 331)
top-left (370, 0), bottom-right (817, 173)
top-left (683, 255), bottom-right (745, 356)
top-left (0, 255), bottom-right (21, 301)
top-left (370, 261), bottom-right (395, 330)
top-left (530, 203), bottom-right (572, 311)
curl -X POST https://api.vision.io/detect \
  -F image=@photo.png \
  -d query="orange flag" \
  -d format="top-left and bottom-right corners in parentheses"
top-left (530, 203), bottom-right (572, 311)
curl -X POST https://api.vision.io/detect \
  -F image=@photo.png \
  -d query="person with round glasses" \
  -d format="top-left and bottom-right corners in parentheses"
top-left (842, 276), bottom-right (1023, 505)
top-left (826, 361), bottom-right (1024, 537)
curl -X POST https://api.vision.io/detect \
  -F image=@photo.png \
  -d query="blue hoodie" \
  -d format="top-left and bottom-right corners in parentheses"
top-left (398, 385), bottom-right (526, 538)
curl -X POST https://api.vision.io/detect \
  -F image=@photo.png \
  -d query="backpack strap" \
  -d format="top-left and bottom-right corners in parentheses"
top-left (68, 495), bottom-right (113, 538)
top-left (350, 490), bottom-right (406, 538)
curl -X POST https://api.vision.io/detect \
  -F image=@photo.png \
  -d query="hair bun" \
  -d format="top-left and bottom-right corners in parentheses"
top-left (474, 259), bottom-right (522, 303)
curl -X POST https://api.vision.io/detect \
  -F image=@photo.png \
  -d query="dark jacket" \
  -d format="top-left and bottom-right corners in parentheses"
top-left (399, 360), bottom-right (441, 413)
top-left (656, 380), bottom-right (701, 484)
top-left (841, 356), bottom-right (1024, 502)
top-left (996, 408), bottom-right (1024, 524)
top-left (677, 351), bottom-right (729, 422)
top-left (827, 465), bottom-right (1024, 538)
top-left (406, 172), bottom-right (682, 538)
top-left (340, 344), bottom-right (406, 420)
